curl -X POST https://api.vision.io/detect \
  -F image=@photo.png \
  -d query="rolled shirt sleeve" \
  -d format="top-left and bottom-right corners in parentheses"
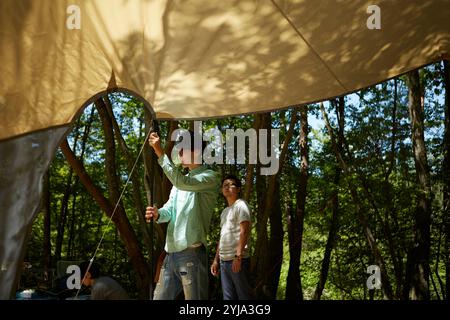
top-left (157, 187), bottom-right (176, 223)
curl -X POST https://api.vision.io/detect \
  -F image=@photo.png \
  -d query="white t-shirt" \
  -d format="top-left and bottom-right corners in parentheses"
top-left (219, 199), bottom-right (251, 261)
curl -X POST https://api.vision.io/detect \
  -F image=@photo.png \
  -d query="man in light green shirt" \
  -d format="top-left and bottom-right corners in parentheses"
top-left (146, 130), bottom-right (220, 300)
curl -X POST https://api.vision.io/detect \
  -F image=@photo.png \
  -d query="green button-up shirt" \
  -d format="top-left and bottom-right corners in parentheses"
top-left (157, 154), bottom-right (220, 253)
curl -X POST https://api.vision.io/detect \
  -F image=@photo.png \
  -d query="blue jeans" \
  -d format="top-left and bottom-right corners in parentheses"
top-left (154, 246), bottom-right (208, 300)
top-left (220, 258), bottom-right (254, 300)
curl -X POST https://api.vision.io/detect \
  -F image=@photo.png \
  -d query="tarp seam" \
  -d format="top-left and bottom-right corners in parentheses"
top-left (270, 0), bottom-right (348, 92)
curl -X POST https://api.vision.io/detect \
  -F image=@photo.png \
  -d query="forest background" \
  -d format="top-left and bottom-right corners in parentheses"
top-left (22, 61), bottom-right (450, 300)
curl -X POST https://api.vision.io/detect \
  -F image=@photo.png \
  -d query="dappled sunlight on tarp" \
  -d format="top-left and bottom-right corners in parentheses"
top-left (281, 0), bottom-right (449, 89)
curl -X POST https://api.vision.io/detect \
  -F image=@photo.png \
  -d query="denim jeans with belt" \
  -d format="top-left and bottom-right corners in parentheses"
top-left (220, 258), bottom-right (254, 300)
top-left (154, 246), bottom-right (208, 300)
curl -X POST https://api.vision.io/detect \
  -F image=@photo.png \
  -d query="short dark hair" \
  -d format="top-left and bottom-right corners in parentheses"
top-left (221, 174), bottom-right (242, 188)
top-left (79, 261), bottom-right (101, 279)
top-left (176, 130), bottom-right (207, 153)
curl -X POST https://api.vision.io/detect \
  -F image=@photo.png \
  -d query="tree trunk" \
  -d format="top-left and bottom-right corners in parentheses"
top-left (314, 101), bottom-right (340, 300)
top-left (266, 182), bottom-right (284, 299)
top-left (382, 79), bottom-right (404, 299)
top-left (67, 193), bottom-right (77, 258)
top-left (286, 106), bottom-right (308, 300)
top-left (55, 124), bottom-right (81, 261)
top-left (54, 164), bottom-right (73, 262)
top-left (254, 115), bottom-right (270, 299)
top-left (355, 87), bottom-right (404, 299)
top-left (42, 170), bottom-right (51, 281)
top-left (321, 102), bottom-right (394, 300)
top-left (75, 107), bottom-right (95, 256)
top-left (442, 59), bottom-right (450, 301)
top-left (143, 108), bottom-right (165, 213)
top-left (314, 193), bottom-right (339, 300)
top-left (405, 70), bottom-right (432, 300)
top-left (67, 109), bottom-right (94, 258)
top-left (142, 108), bottom-right (167, 291)
top-left (286, 203), bottom-right (301, 300)
top-left (162, 120), bottom-right (177, 202)
top-left (254, 111), bottom-right (297, 298)
top-left (243, 115), bottom-right (262, 201)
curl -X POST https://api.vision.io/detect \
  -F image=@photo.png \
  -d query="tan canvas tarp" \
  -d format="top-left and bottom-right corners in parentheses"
top-left (0, 0), bottom-right (449, 300)
top-left (1, 0), bottom-right (449, 141)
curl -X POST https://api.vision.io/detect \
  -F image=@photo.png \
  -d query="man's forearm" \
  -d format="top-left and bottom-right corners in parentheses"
top-left (152, 145), bottom-right (164, 158)
top-left (236, 228), bottom-right (249, 256)
top-left (214, 242), bottom-right (220, 262)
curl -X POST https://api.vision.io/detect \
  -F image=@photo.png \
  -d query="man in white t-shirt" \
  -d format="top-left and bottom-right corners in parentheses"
top-left (210, 175), bottom-right (254, 300)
